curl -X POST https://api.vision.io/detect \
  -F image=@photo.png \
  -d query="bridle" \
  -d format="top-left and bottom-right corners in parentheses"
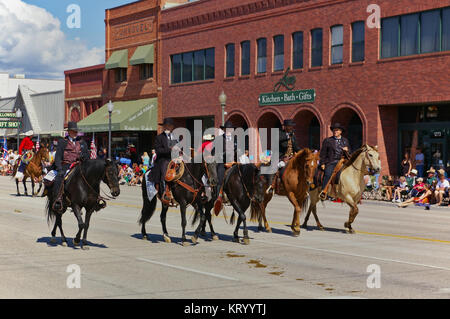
top-left (236, 164), bottom-right (263, 207)
top-left (350, 147), bottom-right (377, 174)
top-left (79, 161), bottom-right (117, 202)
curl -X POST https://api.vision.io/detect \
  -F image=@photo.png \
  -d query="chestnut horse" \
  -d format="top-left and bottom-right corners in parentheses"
top-left (13, 145), bottom-right (50, 197)
top-left (262, 148), bottom-right (319, 236)
top-left (302, 145), bottom-right (381, 233)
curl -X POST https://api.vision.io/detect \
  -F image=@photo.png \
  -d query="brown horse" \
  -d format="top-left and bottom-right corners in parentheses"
top-left (262, 148), bottom-right (319, 236)
top-left (13, 145), bottom-right (49, 197)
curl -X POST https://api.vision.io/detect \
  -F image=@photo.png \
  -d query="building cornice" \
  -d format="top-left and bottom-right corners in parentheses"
top-left (160, 0), bottom-right (353, 33)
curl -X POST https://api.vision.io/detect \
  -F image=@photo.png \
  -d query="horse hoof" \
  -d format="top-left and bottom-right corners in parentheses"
top-left (301, 224), bottom-right (308, 229)
top-left (200, 231), bottom-right (207, 237)
top-left (258, 226), bottom-right (264, 232)
top-left (81, 246), bottom-right (90, 250)
top-left (232, 237), bottom-right (240, 243)
top-left (212, 235), bottom-right (219, 241)
top-left (319, 226), bottom-right (325, 231)
top-left (61, 241), bottom-right (68, 247)
top-left (142, 234), bottom-right (147, 240)
top-left (50, 237), bottom-right (57, 244)
top-left (346, 229), bottom-right (355, 234)
top-left (191, 236), bottom-right (198, 244)
top-left (292, 230), bottom-right (301, 237)
top-left (242, 238), bottom-right (250, 245)
top-left (163, 235), bottom-right (171, 243)
top-left (266, 228), bottom-right (272, 233)
top-left (73, 239), bottom-right (80, 247)
top-left (182, 241), bottom-right (190, 247)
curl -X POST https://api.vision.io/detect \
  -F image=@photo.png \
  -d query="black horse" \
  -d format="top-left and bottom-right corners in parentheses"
top-left (202, 163), bottom-right (266, 245)
top-left (45, 159), bottom-right (120, 249)
top-left (139, 160), bottom-right (218, 246)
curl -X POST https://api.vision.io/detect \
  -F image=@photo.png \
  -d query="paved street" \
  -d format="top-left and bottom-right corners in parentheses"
top-left (1, 176), bottom-right (450, 299)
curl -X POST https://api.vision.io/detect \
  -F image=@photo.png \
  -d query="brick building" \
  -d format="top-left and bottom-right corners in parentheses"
top-left (66, 0), bottom-right (189, 158)
top-left (160, 0), bottom-right (450, 175)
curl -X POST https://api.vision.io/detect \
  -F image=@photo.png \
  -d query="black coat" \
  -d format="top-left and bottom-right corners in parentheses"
top-left (212, 134), bottom-right (239, 163)
top-left (279, 130), bottom-right (300, 157)
top-left (319, 136), bottom-right (351, 165)
top-left (54, 136), bottom-right (89, 171)
top-left (148, 132), bottom-right (176, 183)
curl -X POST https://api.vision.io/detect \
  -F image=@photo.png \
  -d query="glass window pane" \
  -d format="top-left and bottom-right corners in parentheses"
top-left (194, 50), bottom-right (205, 81)
top-left (273, 35), bottom-right (284, 71)
top-left (421, 10), bottom-right (441, 53)
top-left (331, 45), bottom-right (343, 64)
top-left (443, 7), bottom-right (450, 51)
top-left (241, 41), bottom-right (250, 75)
top-left (311, 29), bottom-right (322, 67)
top-left (182, 52), bottom-right (193, 82)
top-left (331, 25), bottom-right (343, 45)
top-left (292, 32), bottom-right (303, 69)
top-left (171, 54), bottom-right (181, 83)
top-left (381, 17), bottom-right (399, 58)
top-left (400, 14), bottom-right (419, 56)
top-left (205, 48), bottom-right (215, 80)
top-left (226, 44), bottom-right (235, 77)
top-left (257, 38), bottom-right (267, 73)
top-left (352, 21), bottom-right (365, 62)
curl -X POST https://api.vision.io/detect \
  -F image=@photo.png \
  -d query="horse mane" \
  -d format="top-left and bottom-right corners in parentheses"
top-left (290, 148), bottom-right (312, 170)
top-left (342, 144), bottom-right (371, 169)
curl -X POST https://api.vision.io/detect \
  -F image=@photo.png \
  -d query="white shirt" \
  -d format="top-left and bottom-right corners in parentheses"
top-left (437, 179), bottom-right (449, 189)
top-left (239, 154), bottom-right (250, 164)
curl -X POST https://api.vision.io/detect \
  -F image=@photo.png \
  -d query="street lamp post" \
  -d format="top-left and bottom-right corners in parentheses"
top-left (16, 109), bottom-right (22, 151)
top-left (219, 90), bottom-right (227, 126)
top-left (107, 100), bottom-right (114, 160)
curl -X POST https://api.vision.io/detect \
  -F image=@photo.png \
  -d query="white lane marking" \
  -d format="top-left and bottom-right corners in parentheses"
top-left (437, 288), bottom-right (450, 294)
top-left (136, 257), bottom-right (239, 282)
top-left (252, 239), bottom-right (450, 272)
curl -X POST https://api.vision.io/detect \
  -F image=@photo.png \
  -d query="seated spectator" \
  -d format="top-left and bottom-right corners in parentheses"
top-left (434, 173), bottom-right (449, 206)
top-left (406, 169), bottom-right (418, 188)
top-left (392, 176), bottom-right (408, 203)
top-left (426, 168), bottom-right (437, 186)
top-left (410, 177), bottom-right (426, 198)
top-left (381, 175), bottom-right (394, 201)
top-left (398, 183), bottom-right (433, 210)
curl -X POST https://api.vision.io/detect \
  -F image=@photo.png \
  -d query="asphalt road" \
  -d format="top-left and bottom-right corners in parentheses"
top-left (1, 176), bottom-right (450, 299)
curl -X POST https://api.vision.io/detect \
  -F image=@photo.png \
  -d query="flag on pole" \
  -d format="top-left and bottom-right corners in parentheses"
top-left (2, 137), bottom-right (8, 160)
top-left (35, 135), bottom-right (40, 152)
top-left (90, 133), bottom-right (97, 159)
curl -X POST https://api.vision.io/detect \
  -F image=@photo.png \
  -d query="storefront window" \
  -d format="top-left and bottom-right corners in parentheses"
top-left (241, 41), bottom-right (250, 75)
top-left (331, 25), bottom-right (344, 64)
top-left (311, 28), bottom-right (323, 67)
top-left (352, 21), bottom-right (365, 62)
top-left (273, 35), bottom-right (284, 71)
top-left (226, 44), bottom-right (235, 77)
top-left (257, 38), bottom-right (267, 73)
top-left (292, 31), bottom-right (303, 69)
top-left (400, 14), bottom-right (419, 56)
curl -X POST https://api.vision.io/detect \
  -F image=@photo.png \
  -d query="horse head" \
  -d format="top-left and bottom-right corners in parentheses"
top-left (362, 145), bottom-right (381, 175)
top-left (103, 158), bottom-right (120, 198)
top-left (293, 148), bottom-right (318, 187)
top-left (203, 156), bottom-right (218, 188)
top-left (37, 146), bottom-right (50, 163)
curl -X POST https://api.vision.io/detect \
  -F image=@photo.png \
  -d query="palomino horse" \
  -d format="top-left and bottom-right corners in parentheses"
top-left (13, 145), bottom-right (50, 197)
top-left (302, 145), bottom-right (381, 233)
top-left (261, 148), bottom-right (319, 236)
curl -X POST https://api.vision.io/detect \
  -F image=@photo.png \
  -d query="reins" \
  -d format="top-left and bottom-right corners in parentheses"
top-left (79, 162), bottom-right (116, 202)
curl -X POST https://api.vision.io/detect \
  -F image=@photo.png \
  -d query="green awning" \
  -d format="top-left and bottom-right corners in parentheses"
top-left (130, 44), bottom-right (154, 65)
top-left (77, 98), bottom-right (158, 133)
top-left (105, 49), bottom-right (128, 69)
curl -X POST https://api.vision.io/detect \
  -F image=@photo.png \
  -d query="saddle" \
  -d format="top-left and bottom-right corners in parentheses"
top-left (165, 160), bottom-right (185, 182)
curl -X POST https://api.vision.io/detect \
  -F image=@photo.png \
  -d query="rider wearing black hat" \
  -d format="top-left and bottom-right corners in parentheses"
top-left (149, 118), bottom-right (178, 199)
top-left (52, 122), bottom-right (90, 212)
top-left (279, 119), bottom-right (300, 162)
top-left (319, 122), bottom-right (351, 199)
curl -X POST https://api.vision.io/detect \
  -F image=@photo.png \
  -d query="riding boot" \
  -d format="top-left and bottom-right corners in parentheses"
top-left (319, 158), bottom-right (346, 200)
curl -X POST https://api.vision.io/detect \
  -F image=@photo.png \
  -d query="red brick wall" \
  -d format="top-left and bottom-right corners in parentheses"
top-left (161, 0), bottom-right (450, 175)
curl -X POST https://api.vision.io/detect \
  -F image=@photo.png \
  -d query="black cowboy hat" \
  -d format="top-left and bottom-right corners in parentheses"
top-left (159, 118), bottom-right (175, 126)
top-left (66, 121), bottom-right (79, 132)
top-left (220, 120), bottom-right (235, 129)
top-left (330, 122), bottom-right (346, 132)
top-left (283, 119), bottom-right (296, 127)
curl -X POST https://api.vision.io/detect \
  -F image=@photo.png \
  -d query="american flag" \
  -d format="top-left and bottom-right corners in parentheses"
top-left (2, 137), bottom-right (7, 160)
top-left (35, 135), bottom-right (40, 152)
top-left (90, 134), bottom-right (97, 159)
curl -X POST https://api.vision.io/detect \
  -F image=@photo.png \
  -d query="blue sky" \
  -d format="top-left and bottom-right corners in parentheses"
top-left (23, 0), bottom-right (134, 48)
top-left (0, 0), bottom-right (135, 79)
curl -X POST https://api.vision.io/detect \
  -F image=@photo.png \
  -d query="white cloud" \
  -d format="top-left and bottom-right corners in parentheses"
top-left (0, 0), bottom-right (104, 79)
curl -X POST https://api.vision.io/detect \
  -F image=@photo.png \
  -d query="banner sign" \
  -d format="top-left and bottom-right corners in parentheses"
top-left (0, 122), bottom-right (21, 129)
top-left (259, 89), bottom-right (316, 106)
top-left (0, 112), bottom-right (18, 118)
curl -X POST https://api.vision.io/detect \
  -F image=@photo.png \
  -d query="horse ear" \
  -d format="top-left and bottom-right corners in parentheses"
top-left (255, 162), bottom-right (262, 169)
top-left (373, 145), bottom-right (378, 151)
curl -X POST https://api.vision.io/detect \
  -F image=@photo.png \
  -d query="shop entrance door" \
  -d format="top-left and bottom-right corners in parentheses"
top-left (423, 136), bottom-right (447, 170)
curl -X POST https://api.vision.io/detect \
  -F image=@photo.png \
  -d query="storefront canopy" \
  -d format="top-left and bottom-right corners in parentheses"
top-left (77, 98), bottom-right (158, 133)
top-left (130, 44), bottom-right (154, 65)
top-left (105, 49), bottom-right (128, 69)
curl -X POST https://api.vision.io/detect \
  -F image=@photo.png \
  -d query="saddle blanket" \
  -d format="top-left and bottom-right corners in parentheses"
top-left (145, 170), bottom-right (158, 202)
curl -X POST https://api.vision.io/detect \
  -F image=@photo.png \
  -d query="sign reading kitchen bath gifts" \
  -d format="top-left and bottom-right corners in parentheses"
top-left (258, 68), bottom-right (315, 106)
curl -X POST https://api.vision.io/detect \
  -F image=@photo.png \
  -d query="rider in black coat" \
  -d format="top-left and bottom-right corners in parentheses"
top-left (279, 119), bottom-right (300, 160)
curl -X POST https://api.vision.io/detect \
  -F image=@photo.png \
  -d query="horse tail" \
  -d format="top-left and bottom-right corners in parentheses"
top-left (139, 173), bottom-right (157, 226)
top-left (250, 201), bottom-right (263, 223)
top-left (301, 193), bottom-right (310, 214)
top-left (230, 209), bottom-right (236, 225)
top-left (45, 197), bottom-right (56, 226)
